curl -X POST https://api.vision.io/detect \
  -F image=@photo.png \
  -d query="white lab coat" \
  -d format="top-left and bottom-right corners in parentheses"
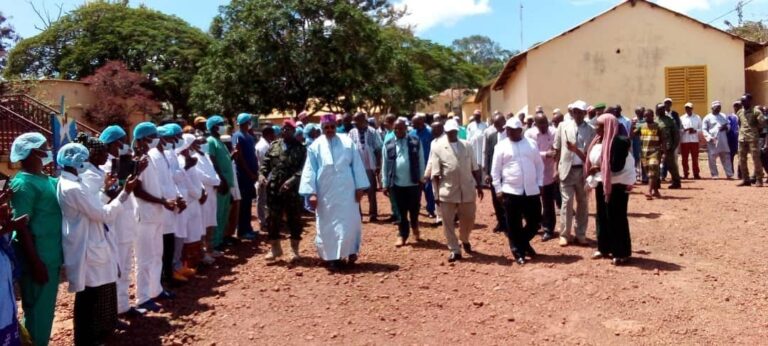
top-left (299, 135), bottom-right (370, 261)
top-left (58, 171), bottom-right (129, 293)
top-left (178, 156), bottom-right (205, 242)
top-left (467, 121), bottom-right (488, 169)
top-left (193, 151), bottom-right (220, 228)
top-left (165, 149), bottom-right (185, 235)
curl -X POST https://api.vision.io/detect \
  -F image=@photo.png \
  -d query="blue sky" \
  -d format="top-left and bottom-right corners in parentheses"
top-left (4, 0), bottom-right (768, 52)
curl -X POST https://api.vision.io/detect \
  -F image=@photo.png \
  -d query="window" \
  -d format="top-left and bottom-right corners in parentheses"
top-left (665, 65), bottom-right (708, 114)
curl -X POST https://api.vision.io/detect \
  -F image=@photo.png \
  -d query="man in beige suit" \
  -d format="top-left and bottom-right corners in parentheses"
top-left (553, 100), bottom-right (595, 246)
top-left (429, 119), bottom-right (484, 262)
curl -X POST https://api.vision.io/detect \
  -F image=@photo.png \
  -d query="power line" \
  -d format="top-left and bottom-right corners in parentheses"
top-left (706, 0), bottom-right (755, 25)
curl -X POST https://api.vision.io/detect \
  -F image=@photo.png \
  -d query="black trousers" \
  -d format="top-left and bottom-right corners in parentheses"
top-left (391, 185), bottom-right (421, 239)
top-left (74, 282), bottom-right (117, 346)
top-left (237, 175), bottom-right (256, 235)
top-left (162, 233), bottom-right (175, 282)
top-left (265, 191), bottom-right (303, 241)
top-left (489, 185), bottom-right (507, 230)
top-left (503, 193), bottom-right (541, 258)
top-left (540, 183), bottom-right (558, 233)
top-left (595, 183), bottom-right (632, 258)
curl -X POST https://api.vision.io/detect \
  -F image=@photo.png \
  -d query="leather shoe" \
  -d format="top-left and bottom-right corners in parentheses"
top-left (525, 244), bottom-right (537, 257)
top-left (516, 257), bottom-right (526, 265)
top-left (737, 181), bottom-right (752, 187)
top-left (448, 252), bottom-right (462, 262)
top-left (668, 183), bottom-right (681, 189)
top-left (541, 232), bottom-right (554, 242)
top-left (462, 243), bottom-right (473, 254)
top-left (347, 254), bottom-right (358, 265)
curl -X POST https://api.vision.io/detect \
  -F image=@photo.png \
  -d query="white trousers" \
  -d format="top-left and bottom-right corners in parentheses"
top-left (116, 240), bottom-right (135, 314)
top-left (135, 222), bottom-right (164, 305)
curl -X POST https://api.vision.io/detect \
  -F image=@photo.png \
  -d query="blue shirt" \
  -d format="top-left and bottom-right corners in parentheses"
top-left (0, 235), bottom-right (16, 329)
top-left (232, 130), bottom-right (259, 179)
top-left (409, 126), bottom-right (433, 160)
top-left (383, 130), bottom-right (395, 144)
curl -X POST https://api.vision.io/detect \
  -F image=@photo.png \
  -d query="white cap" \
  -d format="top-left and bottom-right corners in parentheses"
top-left (571, 100), bottom-right (588, 111)
top-left (553, 108), bottom-right (561, 114)
top-left (711, 101), bottom-right (721, 107)
top-left (684, 102), bottom-right (693, 108)
top-left (664, 97), bottom-right (673, 103)
top-left (444, 119), bottom-right (460, 132)
top-left (504, 118), bottom-right (523, 129)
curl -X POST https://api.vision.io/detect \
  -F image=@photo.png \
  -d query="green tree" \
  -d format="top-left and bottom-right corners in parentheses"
top-left (726, 20), bottom-right (768, 43)
top-left (452, 35), bottom-right (516, 80)
top-left (4, 1), bottom-right (211, 117)
top-left (0, 11), bottom-right (21, 73)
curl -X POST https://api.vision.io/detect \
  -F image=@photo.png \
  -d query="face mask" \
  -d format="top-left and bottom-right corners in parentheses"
top-left (118, 143), bottom-right (131, 156)
top-left (149, 138), bottom-right (160, 148)
top-left (163, 142), bottom-right (175, 151)
top-left (76, 164), bottom-right (88, 174)
top-left (41, 150), bottom-right (53, 166)
top-left (222, 125), bottom-right (231, 135)
top-left (200, 143), bottom-right (209, 154)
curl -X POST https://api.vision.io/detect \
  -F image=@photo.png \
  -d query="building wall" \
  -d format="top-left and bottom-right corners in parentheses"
top-left (746, 46), bottom-right (768, 106)
top-left (493, 57), bottom-right (529, 117)
top-left (523, 1), bottom-right (745, 115)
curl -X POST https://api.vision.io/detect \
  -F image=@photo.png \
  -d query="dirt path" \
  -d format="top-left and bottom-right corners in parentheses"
top-left (46, 168), bottom-right (768, 345)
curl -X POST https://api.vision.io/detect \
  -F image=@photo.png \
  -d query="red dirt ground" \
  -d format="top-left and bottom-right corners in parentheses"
top-left (43, 161), bottom-right (768, 345)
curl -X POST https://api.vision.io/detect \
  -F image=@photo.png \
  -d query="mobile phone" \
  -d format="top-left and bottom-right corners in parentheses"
top-left (0, 178), bottom-right (8, 191)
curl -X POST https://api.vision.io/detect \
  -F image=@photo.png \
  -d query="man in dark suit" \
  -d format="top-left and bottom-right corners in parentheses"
top-left (483, 114), bottom-right (508, 233)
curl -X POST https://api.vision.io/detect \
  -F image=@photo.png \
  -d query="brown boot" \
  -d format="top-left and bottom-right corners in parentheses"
top-left (264, 240), bottom-right (283, 261)
top-left (288, 239), bottom-right (301, 262)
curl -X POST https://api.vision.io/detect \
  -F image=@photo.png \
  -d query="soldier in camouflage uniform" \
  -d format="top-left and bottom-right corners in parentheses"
top-left (259, 119), bottom-right (308, 261)
top-left (736, 93), bottom-right (766, 187)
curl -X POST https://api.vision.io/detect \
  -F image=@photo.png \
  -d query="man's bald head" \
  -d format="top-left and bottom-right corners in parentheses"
top-left (492, 114), bottom-right (505, 130)
top-left (534, 113), bottom-right (549, 133)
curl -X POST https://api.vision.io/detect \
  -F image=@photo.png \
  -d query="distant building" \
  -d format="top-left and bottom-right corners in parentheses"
top-left (475, 0), bottom-right (766, 115)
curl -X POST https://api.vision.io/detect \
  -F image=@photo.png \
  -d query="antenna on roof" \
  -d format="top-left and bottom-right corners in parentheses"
top-left (520, 0), bottom-right (524, 50)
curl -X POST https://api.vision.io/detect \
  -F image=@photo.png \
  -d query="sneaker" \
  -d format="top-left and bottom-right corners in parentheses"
top-left (138, 300), bottom-right (161, 313)
top-left (172, 271), bottom-right (189, 282)
top-left (202, 254), bottom-right (216, 265)
top-left (558, 236), bottom-right (569, 247)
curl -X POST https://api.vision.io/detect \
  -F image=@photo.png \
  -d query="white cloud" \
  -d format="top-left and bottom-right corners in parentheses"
top-left (395, 0), bottom-right (491, 33)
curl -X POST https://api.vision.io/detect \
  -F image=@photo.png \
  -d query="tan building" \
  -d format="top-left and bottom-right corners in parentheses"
top-left (480, 0), bottom-right (764, 115)
top-left (746, 43), bottom-right (768, 106)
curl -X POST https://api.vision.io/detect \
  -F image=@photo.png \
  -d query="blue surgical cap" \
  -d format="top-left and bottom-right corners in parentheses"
top-left (57, 143), bottom-right (89, 169)
top-left (237, 113), bottom-right (252, 126)
top-left (133, 122), bottom-right (157, 140)
top-left (99, 125), bottom-right (127, 144)
top-left (207, 115), bottom-right (225, 132)
top-left (167, 123), bottom-right (183, 136)
top-left (272, 125), bottom-right (282, 136)
top-left (10, 132), bottom-right (48, 163)
top-left (157, 125), bottom-right (174, 138)
top-left (303, 123), bottom-right (319, 137)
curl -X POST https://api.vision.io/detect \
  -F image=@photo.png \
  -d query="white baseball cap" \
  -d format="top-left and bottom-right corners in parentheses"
top-left (684, 102), bottom-right (694, 108)
top-left (504, 118), bottom-right (523, 129)
top-left (444, 119), bottom-right (460, 132)
top-left (571, 100), bottom-right (588, 111)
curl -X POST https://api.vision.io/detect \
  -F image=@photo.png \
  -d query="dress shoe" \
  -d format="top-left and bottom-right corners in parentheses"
top-left (155, 290), bottom-right (176, 300)
top-left (124, 306), bottom-right (147, 317)
top-left (668, 183), bottom-right (681, 189)
top-left (541, 232), bottom-right (554, 242)
top-left (462, 242), bottom-right (473, 254)
top-left (327, 260), bottom-right (343, 271)
top-left (693, 175), bottom-right (701, 180)
top-left (737, 181), bottom-right (752, 187)
top-left (493, 224), bottom-right (503, 233)
top-left (525, 244), bottom-right (537, 257)
top-left (347, 254), bottom-right (358, 265)
top-left (515, 257), bottom-right (526, 265)
top-left (448, 252), bottom-right (462, 262)
top-left (576, 237), bottom-right (589, 246)
top-left (394, 236), bottom-right (405, 247)
top-left (612, 257), bottom-right (629, 266)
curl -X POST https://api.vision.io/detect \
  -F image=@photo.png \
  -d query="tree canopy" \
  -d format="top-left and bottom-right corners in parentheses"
top-left (4, 1), bottom-right (211, 117)
top-left (452, 35), bottom-right (516, 81)
top-left (190, 0), bottom-right (483, 116)
top-left (0, 12), bottom-right (20, 73)
top-left (82, 60), bottom-right (160, 129)
top-left (726, 20), bottom-right (768, 43)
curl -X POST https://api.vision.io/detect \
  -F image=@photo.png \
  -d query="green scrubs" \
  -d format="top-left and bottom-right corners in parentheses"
top-left (208, 137), bottom-right (235, 248)
top-left (10, 172), bottom-right (62, 346)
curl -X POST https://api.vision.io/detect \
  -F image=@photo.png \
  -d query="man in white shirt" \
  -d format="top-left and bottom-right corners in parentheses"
top-left (466, 109), bottom-right (488, 177)
top-left (349, 112), bottom-right (383, 222)
top-left (525, 114), bottom-right (557, 241)
top-left (492, 118), bottom-right (544, 265)
top-left (483, 115), bottom-right (508, 232)
top-left (255, 126), bottom-right (276, 227)
top-left (702, 101), bottom-right (734, 179)
top-left (680, 102), bottom-right (702, 179)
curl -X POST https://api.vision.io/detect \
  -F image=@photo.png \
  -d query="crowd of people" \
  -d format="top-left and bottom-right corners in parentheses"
top-left (0, 93), bottom-right (765, 345)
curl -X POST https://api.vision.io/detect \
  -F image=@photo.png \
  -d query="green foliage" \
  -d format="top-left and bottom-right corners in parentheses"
top-left (4, 1), bottom-right (211, 116)
top-left (726, 20), bottom-right (768, 43)
top-left (191, 0), bottom-right (484, 116)
top-left (0, 11), bottom-right (20, 73)
top-left (452, 35), bottom-right (516, 81)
